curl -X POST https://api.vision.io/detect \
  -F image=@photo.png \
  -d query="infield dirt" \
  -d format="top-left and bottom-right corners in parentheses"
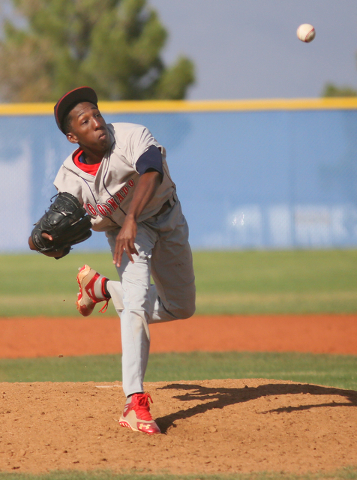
top-left (1, 314), bottom-right (357, 358)
top-left (0, 314), bottom-right (357, 475)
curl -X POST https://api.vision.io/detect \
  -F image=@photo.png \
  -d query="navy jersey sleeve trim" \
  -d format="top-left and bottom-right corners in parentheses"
top-left (136, 145), bottom-right (163, 177)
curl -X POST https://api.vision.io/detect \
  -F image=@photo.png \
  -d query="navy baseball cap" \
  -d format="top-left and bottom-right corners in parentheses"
top-left (54, 86), bottom-right (98, 133)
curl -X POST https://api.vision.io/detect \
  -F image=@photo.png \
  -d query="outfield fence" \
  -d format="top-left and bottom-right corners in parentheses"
top-left (1, 98), bottom-right (357, 252)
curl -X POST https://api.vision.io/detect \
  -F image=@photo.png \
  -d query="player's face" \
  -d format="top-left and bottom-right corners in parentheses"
top-left (66, 102), bottom-right (110, 153)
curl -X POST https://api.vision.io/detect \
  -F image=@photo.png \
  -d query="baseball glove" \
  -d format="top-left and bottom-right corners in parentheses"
top-left (31, 192), bottom-right (92, 258)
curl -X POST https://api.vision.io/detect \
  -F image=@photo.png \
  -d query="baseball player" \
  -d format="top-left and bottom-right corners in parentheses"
top-left (33, 86), bottom-right (196, 435)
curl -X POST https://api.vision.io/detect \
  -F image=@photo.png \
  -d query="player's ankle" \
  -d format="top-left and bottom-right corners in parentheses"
top-left (93, 275), bottom-right (111, 301)
top-left (127, 392), bottom-right (143, 401)
top-left (103, 278), bottom-right (111, 299)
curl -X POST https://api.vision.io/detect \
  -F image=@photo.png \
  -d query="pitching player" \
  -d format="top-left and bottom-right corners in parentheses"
top-left (52, 87), bottom-right (195, 434)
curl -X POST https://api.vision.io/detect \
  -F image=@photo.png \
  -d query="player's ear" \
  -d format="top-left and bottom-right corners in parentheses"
top-left (66, 132), bottom-right (78, 144)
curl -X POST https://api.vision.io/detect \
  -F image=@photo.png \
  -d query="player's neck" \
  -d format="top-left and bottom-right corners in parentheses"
top-left (80, 148), bottom-right (104, 165)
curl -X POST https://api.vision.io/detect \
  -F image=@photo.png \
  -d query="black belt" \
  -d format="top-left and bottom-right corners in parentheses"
top-left (156, 199), bottom-right (171, 216)
top-left (156, 195), bottom-right (176, 217)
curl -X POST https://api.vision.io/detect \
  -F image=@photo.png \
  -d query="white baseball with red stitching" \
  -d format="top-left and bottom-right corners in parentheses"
top-left (297, 24), bottom-right (315, 43)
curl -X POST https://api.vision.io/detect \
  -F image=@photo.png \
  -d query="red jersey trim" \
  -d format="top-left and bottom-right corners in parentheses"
top-left (73, 148), bottom-right (101, 176)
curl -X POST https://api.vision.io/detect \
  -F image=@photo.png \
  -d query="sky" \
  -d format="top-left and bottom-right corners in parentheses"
top-left (0, 0), bottom-right (356, 101)
top-left (148, 0), bottom-right (357, 100)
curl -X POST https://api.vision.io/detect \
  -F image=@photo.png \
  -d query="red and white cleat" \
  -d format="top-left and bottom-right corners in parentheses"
top-left (119, 393), bottom-right (161, 435)
top-left (76, 264), bottom-right (109, 316)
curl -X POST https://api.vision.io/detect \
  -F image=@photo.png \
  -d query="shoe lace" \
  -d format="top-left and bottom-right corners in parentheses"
top-left (99, 299), bottom-right (109, 313)
top-left (132, 393), bottom-right (153, 421)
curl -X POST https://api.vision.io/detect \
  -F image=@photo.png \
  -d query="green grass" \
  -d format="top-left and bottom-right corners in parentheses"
top-left (1, 466), bottom-right (357, 480)
top-left (0, 252), bottom-right (119, 317)
top-left (1, 249), bottom-right (357, 316)
top-left (194, 249), bottom-right (357, 314)
top-left (1, 351), bottom-right (356, 390)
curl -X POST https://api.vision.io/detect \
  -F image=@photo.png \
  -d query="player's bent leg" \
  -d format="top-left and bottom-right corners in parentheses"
top-left (166, 286), bottom-right (196, 319)
top-left (149, 201), bottom-right (196, 323)
top-left (76, 265), bottom-right (111, 316)
top-left (147, 282), bottom-right (195, 323)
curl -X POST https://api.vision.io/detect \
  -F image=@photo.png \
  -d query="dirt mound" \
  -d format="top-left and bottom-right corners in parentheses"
top-left (1, 379), bottom-right (357, 475)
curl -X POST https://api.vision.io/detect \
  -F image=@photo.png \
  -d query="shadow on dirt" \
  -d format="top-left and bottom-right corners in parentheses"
top-left (156, 382), bottom-right (357, 434)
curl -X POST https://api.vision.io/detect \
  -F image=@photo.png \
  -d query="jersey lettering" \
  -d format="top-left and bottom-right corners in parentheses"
top-left (85, 203), bottom-right (97, 216)
top-left (97, 204), bottom-right (111, 216)
top-left (114, 192), bottom-right (125, 203)
top-left (85, 178), bottom-right (135, 218)
top-left (107, 198), bottom-right (117, 210)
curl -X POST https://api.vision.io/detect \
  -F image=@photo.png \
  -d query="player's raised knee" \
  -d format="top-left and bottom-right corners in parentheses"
top-left (174, 302), bottom-right (196, 320)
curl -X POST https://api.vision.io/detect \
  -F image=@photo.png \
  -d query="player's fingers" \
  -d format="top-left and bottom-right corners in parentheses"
top-left (113, 233), bottom-right (138, 266)
top-left (113, 242), bottom-right (123, 267)
top-left (112, 239), bottom-right (120, 266)
top-left (113, 250), bottom-right (122, 267)
top-left (125, 249), bottom-right (134, 264)
top-left (127, 239), bottom-right (138, 263)
top-left (115, 243), bottom-right (137, 266)
top-left (113, 238), bottom-right (128, 267)
top-left (42, 232), bottom-right (53, 241)
top-left (122, 240), bottom-right (136, 264)
top-left (116, 249), bottom-right (124, 267)
top-left (131, 245), bottom-right (139, 258)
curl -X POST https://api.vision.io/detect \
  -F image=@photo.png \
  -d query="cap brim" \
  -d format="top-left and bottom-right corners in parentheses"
top-left (54, 86), bottom-right (98, 133)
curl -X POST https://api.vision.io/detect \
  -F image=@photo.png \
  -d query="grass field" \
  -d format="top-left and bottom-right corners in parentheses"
top-left (1, 249), bottom-right (357, 316)
top-left (1, 467), bottom-right (357, 480)
top-left (0, 351), bottom-right (357, 390)
top-left (0, 467), bottom-right (357, 480)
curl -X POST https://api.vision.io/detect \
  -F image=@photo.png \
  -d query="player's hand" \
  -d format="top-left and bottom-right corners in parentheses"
top-left (113, 216), bottom-right (139, 267)
top-left (28, 234), bottom-right (65, 258)
top-left (112, 171), bottom-right (161, 267)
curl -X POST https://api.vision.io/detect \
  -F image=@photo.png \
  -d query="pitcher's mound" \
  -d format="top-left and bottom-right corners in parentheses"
top-left (1, 379), bottom-right (357, 475)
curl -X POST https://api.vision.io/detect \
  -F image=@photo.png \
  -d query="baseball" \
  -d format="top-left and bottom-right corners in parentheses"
top-left (297, 24), bottom-right (315, 43)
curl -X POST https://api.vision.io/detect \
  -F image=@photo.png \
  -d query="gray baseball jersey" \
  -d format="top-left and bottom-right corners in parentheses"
top-left (54, 122), bottom-right (176, 230)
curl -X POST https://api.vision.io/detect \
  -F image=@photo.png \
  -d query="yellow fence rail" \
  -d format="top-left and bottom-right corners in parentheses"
top-left (0, 97), bottom-right (357, 116)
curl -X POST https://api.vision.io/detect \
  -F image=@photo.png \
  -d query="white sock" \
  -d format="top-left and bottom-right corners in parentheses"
top-left (93, 273), bottom-right (109, 300)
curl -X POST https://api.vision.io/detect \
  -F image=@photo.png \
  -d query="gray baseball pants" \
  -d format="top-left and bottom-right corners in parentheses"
top-left (106, 196), bottom-right (196, 397)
